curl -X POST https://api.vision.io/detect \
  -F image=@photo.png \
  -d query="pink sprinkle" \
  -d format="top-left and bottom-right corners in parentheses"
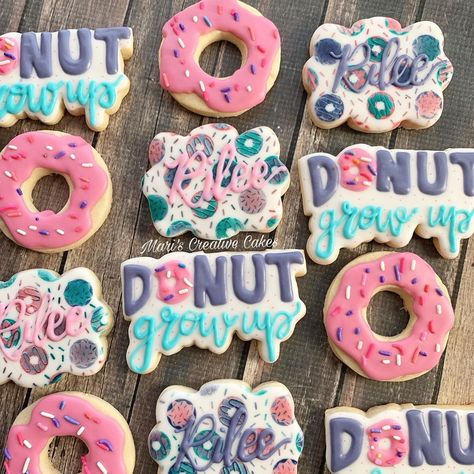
top-left (248, 26), bottom-right (256, 41)
top-left (199, 1), bottom-right (204, 9)
top-left (36, 422), bottom-right (48, 432)
top-left (261, 58), bottom-right (267, 68)
top-left (217, 4), bottom-right (223, 14)
top-left (162, 73), bottom-right (170, 88)
top-left (234, 83), bottom-right (240, 91)
top-left (257, 45), bottom-right (266, 53)
top-left (203, 92), bottom-right (210, 102)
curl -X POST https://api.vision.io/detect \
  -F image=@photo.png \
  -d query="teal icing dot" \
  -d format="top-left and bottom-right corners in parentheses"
top-left (413, 34), bottom-right (440, 61)
top-left (264, 155), bottom-right (288, 185)
top-left (191, 193), bottom-right (218, 219)
top-left (64, 279), bottom-right (93, 307)
top-left (192, 430), bottom-right (219, 460)
top-left (37, 270), bottom-right (59, 282)
top-left (215, 217), bottom-right (244, 239)
top-left (371, 469), bottom-right (383, 474)
top-left (0, 275), bottom-right (16, 289)
top-left (235, 130), bottom-right (263, 157)
top-left (367, 37), bottom-right (387, 62)
top-left (267, 217), bottom-right (279, 229)
top-left (167, 220), bottom-right (193, 237)
top-left (147, 195), bottom-right (168, 222)
top-left (91, 306), bottom-right (107, 333)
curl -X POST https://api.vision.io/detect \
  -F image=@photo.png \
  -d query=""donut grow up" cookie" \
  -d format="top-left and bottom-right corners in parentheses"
top-left (324, 252), bottom-right (455, 382)
top-left (121, 250), bottom-right (306, 373)
top-left (144, 124), bottom-right (290, 240)
top-left (4, 392), bottom-right (135, 473)
top-left (149, 380), bottom-right (303, 473)
top-left (0, 267), bottom-right (112, 387)
top-left (159, 0), bottom-right (281, 116)
top-left (303, 17), bottom-right (453, 132)
top-left (0, 131), bottom-right (112, 253)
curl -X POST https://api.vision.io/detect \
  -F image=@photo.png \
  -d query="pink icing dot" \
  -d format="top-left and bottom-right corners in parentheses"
top-left (416, 91), bottom-right (443, 119)
top-left (271, 396), bottom-right (294, 426)
top-left (166, 399), bottom-right (195, 428)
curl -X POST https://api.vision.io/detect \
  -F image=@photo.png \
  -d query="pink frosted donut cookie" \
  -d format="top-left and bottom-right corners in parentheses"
top-left (159, 0), bottom-right (281, 117)
top-left (154, 260), bottom-right (193, 304)
top-left (324, 252), bottom-right (455, 382)
top-left (0, 131), bottom-right (112, 253)
top-left (0, 36), bottom-right (19, 74)
top-left (3, 392), bottom-right (135, 473)
top-left (338, 147), bottom-right (377, 191)
top-left (367, 419), bottom-right (407, 467)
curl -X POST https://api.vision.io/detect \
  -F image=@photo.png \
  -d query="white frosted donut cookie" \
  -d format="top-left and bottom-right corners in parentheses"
top-left (326, 403), bottom-right (474, 473)
top-left (324, 252), bottom-right (455, 382)
top-left (0, 267), bottom-right (113, 388)
top-left (143, 124), bottom-right (290, 240)
top-left (149, 379), bottom-right (303, 473)
top-left (303, 17), bottom-right (453, 132)
top-left (0, 28), bottom-right (133, 131)
top-left (159, 0), bottom-right (281, 117)
top-left (0, 131), bottom-right (112, 253)
top-left (121, 250), bottom-right (306, 373)
top-left (4, 391), bottom-right (135, 473)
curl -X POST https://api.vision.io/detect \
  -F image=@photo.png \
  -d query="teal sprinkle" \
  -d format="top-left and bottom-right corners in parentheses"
top-left (413, 34), bottom-right (440, 61)
top-left (215, 217), bottom-right (243, 239)
top-left (166, 220), bottom-right (193, 237)
top-left (264, 155), bottom-right (288, 185)
top-left (64, 279), bottom-right (93, 307)
top-left (235, 130), bottom-right (263, 157)
top-left (0, 275), bottom-right (16, 289)
top-left (147, 195), bottom-right (168, 222)
top-left (37, 270), bottom-right (59, 282)
top-left (91, 306), bottom-right (108, 333)
top-left (367, 37), bottom-right (387, 62)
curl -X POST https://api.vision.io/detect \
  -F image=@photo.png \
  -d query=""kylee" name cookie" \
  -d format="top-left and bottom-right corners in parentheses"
top-left (149, 380), bottom-right (303, 473)
top-left (0, 28), bottom-right (133, 130)
top-left (299, 144), bottom-right (474, 264)
top-left (303, 17), bottom-right (453, 133)
top-left (326, 403), bottom-right (474, 472)
top-left (143, 124), bottom-right (290, 240)
top-left (121, 250), bottom-right (306, 373)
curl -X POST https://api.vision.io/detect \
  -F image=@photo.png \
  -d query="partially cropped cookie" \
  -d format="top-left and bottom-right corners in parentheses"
top-left (303, 17), bottom-right (453, 132)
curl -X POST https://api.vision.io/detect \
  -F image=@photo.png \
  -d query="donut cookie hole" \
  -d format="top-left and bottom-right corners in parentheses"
top-left (366, 289), bottom-right (410, 338)
top-left (198, 34), bottom-right (245, 78)
top-left (30, 171), bottom-right (71, 214)
top-left (48, 436), bottom-right (88, 472)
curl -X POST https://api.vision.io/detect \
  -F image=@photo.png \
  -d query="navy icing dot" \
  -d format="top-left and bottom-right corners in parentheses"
top-left (315, 38), bottom-right (342, 64)
top-left (315, 94), bottom-right (344, 122)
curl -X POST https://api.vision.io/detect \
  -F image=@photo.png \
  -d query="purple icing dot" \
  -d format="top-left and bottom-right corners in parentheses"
top-left (345, 310), bottom-right (353, 316)
top-left (80, 201), bottom-right (88, 209)
top-left (354, 327), bottom-right (360, 335)
top-left (411, 278), bottom-right (418, 284)
top-left (364, 268), bottom-right (371, 273)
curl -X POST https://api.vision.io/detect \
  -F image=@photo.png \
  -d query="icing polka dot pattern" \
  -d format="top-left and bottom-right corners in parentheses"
top-left (159, 0), bottom-right (281, 117)
top-left (64, 279), bottom-right (93, 307)
top-left (3, 392), bottom-right (135, 473)
top-left (324, 252), bottom-right (455, 381)
top-left (0, 131), bottom-right (111, 252)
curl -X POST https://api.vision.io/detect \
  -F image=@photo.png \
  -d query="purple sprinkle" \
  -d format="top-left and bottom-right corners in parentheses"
top-left (16, 187), bottom-right (22, 196)
top-left (379, 275), bottom-right (385, 283)
top-left (420, 351), bottom-right (428, 357)
top-left (379, 350), bottom-right (391, 356)
top-left (397, 451), bottom-right (404, 457)
top-left (173, 49), bottom-right (180, 58)
top-left (39, 230), bottom-right (49, 236)
top-left (392, 425), bottom-right (402, 430)
top-left (411, 278), bottom-right (418, 284)
top-left (373, 437), bottom-right (379, 441)
top-left (178, 263), bottom-right (186, 268)
top-left (203, 16), bottom-right (212, 27)
top-left (336, 327), bottom-right (343, 341)
top-left (52, 417), bottom-right (60, 428)
top-left (368, 164), bottom-right (377, 176)
top-left (164, 294), bottom-right (174, 301)
top-left (345, 310), bottom-right (353, 316)
top-left (98, 439), bottom-right (114, 452)
top-left (370, 428), bottom-right (382, 433)
top-left (35, 217), bottom-right (40, 221)
top-left (250, 64), bottom-right (257, 75)
top-left (155, 266), bottom-right (165, 272)
top-left (346, 180), bottom-right (357, 185)
top-left (64, 415), bottom-right (80, 425)
top-left (394, 264), bottom-right (401, 281)
top-left (233, 12), bottom-right (240, 21)
top-left (54, 151), bottom-right (66, 159)
top-left (68, 143), bottom-right (77, 148)
top-left (354, 327), bottom-right (360, 335)
top-left (220, 87), bottom-right (231, 93)
top-left (436, 288), bottom-right (444, 296)
top-left (179, 23), bottom-right (186, 31)
top-left (79, 200), bottom-right (88, 209)
top-left (4, 52), bottom-right (15, 60)
top-left (59, 400), bottom-right (65, 410)
top-left (224, 93), bottom-right (231, 103)
top-left (3, 447), bottom-right (11, 460)
top-left (364, 268), bottom-right (371, 273)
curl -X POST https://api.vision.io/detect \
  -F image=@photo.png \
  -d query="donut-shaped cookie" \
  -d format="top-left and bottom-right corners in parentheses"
top-left (3, 392), bottom-right (135, 473)
top-left (0, 131), bottom-right (112, 252)
top-left (159, 0), bottom-right (281, 117)
top-left (367, 419), bottom-right (407, 467)
top-left (324, 252), bottom-right (455, 381)
top-left (338, 147), bottom-right (377, 191)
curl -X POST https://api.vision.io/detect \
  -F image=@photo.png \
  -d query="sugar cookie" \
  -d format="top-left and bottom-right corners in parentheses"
top-left (159, 0), bottom-right (281, 117)
top-left (144, 124), bottom-right (289, 240)
top-left (0, 28), bottom-right (133, 131)
top-left (326, 403), bottom-right (474, 473)
top-left (3, 391), bottom-right (135, 473)
top-left (303, 17), bottom-right (453, 132)
top-left (0, 267), bottom-right (112, 388)
top-left (324, 252), bottom-right (454, 382)
top-left (121, 250), bottom-right (306, 373)
top-left (0, 131), bottom-right (112, 253)
top-left (149, 379), bottom-right (303, 473)
top-left (299, 144), bottom-right (474, 264)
